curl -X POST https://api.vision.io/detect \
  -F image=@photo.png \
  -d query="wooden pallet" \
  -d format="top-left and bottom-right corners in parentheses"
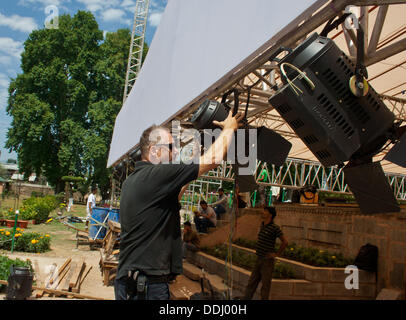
top-left (99, 220), bottom-right (121, 286)
top-left (32, 257), bottom-right (91, 298)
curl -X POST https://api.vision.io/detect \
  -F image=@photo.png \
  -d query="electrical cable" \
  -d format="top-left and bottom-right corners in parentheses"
top-left (280, 63), bottom-right (316, 96)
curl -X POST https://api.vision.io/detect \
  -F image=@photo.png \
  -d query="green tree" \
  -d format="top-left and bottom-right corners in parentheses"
top-left (6, 11), bottom-right (103, 192)
top-left (6, 11), bottom-right (149, 198)
top-left (84, 29), bottom-right (148, 199)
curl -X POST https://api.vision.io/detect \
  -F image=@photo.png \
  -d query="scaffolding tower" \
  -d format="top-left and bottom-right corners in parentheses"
top-left (123, 0), bottom-right (150, 104)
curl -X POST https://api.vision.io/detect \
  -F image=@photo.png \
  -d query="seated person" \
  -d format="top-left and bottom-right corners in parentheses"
top-left (194, 200), bottom-right (217, 233)
top-left (182, 221), bottom-right (200, 258)
top-left (210, 188), bottom-right (228, 220)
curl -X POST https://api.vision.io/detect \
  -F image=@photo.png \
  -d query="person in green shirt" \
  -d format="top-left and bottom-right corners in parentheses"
top-left (257, 169), bottom-right (268, 207)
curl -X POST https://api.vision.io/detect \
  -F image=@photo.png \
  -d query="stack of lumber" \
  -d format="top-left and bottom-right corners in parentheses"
top-left (99, 220), bottom-right (121, 286)
top-left (32, 258), bottom-right (92, 299)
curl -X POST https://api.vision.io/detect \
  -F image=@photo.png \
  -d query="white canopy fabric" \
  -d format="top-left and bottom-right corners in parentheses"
top-left (107, 0), bottom-right (323, 167)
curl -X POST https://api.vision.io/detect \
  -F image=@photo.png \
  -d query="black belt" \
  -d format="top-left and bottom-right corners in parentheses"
top-left (146, 274), bottom-right (172, 284)
top-left (128, 271), bottom-right (172, 284)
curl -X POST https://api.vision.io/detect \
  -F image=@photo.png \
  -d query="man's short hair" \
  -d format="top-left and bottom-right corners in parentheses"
top-left (218, 188), bottom-right (224, 193)
top-left (91, 186), bottom-right (97, 192)
top-left (264, 206), bottom-right (277, 219)
top-left (184, 221), bottom-right (192, 227)
top-left (139, 125), bottom-right (170, 158)
top-left (200, 200), bottom-right (207, 205)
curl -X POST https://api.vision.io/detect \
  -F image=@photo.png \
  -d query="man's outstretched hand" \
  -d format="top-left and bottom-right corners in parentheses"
top-left (212, 110), bottom-right (244, 131)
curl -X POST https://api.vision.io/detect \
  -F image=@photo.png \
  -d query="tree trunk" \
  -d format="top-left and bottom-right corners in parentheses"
top-left (54, 180), bottom-right (65, 194)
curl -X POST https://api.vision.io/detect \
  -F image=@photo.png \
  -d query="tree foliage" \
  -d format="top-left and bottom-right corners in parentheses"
top-left (6, 11), bottom-right (148, 197)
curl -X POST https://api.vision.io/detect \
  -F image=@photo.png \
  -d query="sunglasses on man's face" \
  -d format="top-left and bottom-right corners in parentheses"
top-left (155, 143), bottom-right (174, 151)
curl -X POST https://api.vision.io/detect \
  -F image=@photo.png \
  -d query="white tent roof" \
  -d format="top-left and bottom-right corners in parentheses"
top-left (108, 0), bottom-right (326, 167)
top-left (108, 0), bottom-right (406, 176)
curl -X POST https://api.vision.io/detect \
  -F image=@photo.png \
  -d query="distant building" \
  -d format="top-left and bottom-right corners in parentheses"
top-left (0, 162), bottom-right (53, 197)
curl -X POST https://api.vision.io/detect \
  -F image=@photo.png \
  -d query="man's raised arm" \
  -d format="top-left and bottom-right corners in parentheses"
top-left (198, 110), bottom-right (243, 177)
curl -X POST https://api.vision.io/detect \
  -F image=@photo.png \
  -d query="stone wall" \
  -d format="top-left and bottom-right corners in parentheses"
top-left (200, 204), bottom-right (406, 294)
top-left (11, 183), bottom-right (54, 197)
top-left (187, 251), bottom-right (377, 300)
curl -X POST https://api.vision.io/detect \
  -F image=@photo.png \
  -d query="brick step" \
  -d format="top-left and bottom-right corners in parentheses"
top-left (215, 219), bottom-right (230, 228)
top-left (182, 260), bottom-right (246, 299)
top-left (182, 261), bottom-right (229, 294)
top-left (183, 261), bottom-right (203, 281)
top-left (169, 275), bottom-right (202, 300)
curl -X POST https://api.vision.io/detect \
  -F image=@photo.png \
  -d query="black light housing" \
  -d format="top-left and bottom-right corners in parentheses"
top-left (190, 99), bottom-right (292, 168)
top-left (268, 33), bottom-right (405, 214)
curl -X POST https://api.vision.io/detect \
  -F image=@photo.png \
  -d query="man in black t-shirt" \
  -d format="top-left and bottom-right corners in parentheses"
top-left (115, 110), bottom-right (244, 300)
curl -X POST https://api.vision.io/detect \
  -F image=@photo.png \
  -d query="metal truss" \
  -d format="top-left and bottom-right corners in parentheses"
top-left (201, 159), bottom-right (406, 200)
top-left (111, 0), bottom-right (406, 204)
top-left (123, 0), bottom-right (150, 103)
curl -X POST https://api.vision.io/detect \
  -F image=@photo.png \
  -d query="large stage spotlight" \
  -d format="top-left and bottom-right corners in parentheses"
top-left (190, 99), bottom-right (292, 167)
top-left (268, 33), bottom-right (406, 214)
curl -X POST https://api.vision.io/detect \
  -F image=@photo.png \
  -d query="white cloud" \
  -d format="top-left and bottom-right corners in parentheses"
top-left (18, 0), bottom-right (69, 7)
top-left (0, 74), bottom-right (10, 90)
top-left (0, 38), bottom-right (24, 59)
top-left (101, 8), bottom-right (125, 22)
top-left (0, 73), bottom-right (10, 111)
top-left (77, 0), bottom-right (121, 12)
top-left (0, 12), bottom-right (38, 33)
top-left (149, 12), bottom-right (162, 27)
top-left (0, 56), bottom-right (13, 66)
top-left (121, 0), bottom-right (135, 12)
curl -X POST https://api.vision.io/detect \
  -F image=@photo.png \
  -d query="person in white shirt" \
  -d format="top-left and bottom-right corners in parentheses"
top-left (210, 188), bottom-right (228, 220)
top-left (85, 187), bottom-right (97, 230)
top-left (194, 200), bottom-right (216, 233)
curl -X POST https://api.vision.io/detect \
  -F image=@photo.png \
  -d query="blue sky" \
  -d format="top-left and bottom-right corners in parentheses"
top-left (0, 0), bottom-right (167, 163)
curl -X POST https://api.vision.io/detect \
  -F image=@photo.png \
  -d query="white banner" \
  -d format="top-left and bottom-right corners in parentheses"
top-left (108, 0), bottom-right (322, 167)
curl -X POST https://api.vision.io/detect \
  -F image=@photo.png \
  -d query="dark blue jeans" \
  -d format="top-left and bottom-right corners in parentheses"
top-left (213, 205), bottom-right (226, 220)
top-left (114, 277), bottom-right (170, 300)
top-left (194, 216), bottom-right (215, 233)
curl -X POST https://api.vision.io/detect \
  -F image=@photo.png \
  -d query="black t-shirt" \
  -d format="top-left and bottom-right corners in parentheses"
top-left (117, 161), bottom-right (199, 279)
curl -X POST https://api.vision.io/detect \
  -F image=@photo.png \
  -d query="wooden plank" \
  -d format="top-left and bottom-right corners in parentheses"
top-left (108, 220), bottom-right (121, 232)
top-left (69, 260), bottom-right (86, 289)
top-left (103, 229), bottom-right (112, 248)
top-left (49, 258), bottom-right (71, 285)
top-left (0, 280), bottom-right (107, 300)
top-left (80, 265), bottom-right (92, 286)
top-left (43, 262), bottom-right (57, 296)
top-left (72, 265), bottom-right (92, 293)
top-left (52, 264), bottom-right (71, 290)
top-left (61, 261), bottom-right (77, 292)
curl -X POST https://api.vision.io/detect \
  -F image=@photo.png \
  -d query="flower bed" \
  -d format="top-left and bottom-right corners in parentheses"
top-left (0, 228), bottom-right (51, 253)
top-left (233, 238), bottom-right (354, 268)
top-left (201, 244), bottom-right (296, 279)
top-left (0, 195), bottom-right (60, 225)
top-left (0, 255), bottom-right (33, 291)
